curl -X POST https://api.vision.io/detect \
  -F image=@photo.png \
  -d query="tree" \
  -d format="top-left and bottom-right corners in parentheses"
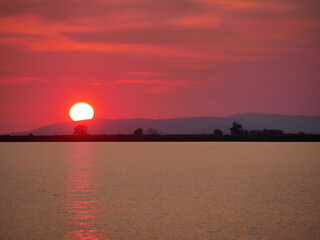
top-left (134, 128), bottom-right (143, 136)
top-left (230, 122), bottom-right (243, 135)
top-left (213, 129), bottom-right (223, 136)
top-left (145, 128), bottom-right (159, 135)
top-left (74, 124), bottom-right (88, 136)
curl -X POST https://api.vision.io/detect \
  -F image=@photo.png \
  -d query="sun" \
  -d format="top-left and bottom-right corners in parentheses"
top-left (70, 102), bottom-right (94, 121)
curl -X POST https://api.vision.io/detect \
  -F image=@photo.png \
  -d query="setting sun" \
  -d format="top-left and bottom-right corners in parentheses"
top-left (70, 103), bottom-right (94, 121)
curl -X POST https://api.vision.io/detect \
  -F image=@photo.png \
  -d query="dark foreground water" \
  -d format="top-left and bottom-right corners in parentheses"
top-left (0, 142), bottom-right (319, 240)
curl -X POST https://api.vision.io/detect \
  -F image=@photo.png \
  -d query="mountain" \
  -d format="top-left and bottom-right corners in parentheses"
top-left (230, 113), bottom-right (320, 134)
top-left (5, 113), bottom-right (320, 136)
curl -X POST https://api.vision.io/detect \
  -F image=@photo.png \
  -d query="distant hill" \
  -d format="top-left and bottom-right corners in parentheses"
top-left (230, 113), bottom-right (320, 134)
top-left (5, 113), bottom-right (320, 136)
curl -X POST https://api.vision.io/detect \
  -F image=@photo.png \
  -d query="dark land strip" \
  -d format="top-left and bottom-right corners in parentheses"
top-left (1, 134), bottom-right (320, 142)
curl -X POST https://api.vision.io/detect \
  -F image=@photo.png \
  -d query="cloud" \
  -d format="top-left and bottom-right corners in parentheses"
top-left (88, 78), bottom-right (195, 94)
top-left (0, 76), bottom-right (54, 84)
top-left (0, 0), bottom-right (318, 61)
top-left (89, 79), bottom-right (187, 86)
top-left (0, 0), bottom-right (205, 22)
top-left (0, 66), bottom-right (13, 75)
top-left (0, 0), bottom-right (113, 21)
top-left (63, 26), bottom-right (232, 45)
top-left (0, 0), bottom-right (318, 74)
top-left (127, 71), bottom-right (163, 77)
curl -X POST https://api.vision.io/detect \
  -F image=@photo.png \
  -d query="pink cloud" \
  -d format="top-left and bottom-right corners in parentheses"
top-left (127, 71), bottom-right (163, 77)
top-left (0, 76), bottom-right (54, 84)
top-left (88, 79), bottom-right (195, 94)
top-left (0, 0), bottom-right (318, 61)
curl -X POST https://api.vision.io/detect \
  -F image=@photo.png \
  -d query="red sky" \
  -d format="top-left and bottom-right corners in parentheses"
top-left (0, 0), bottom-right (319, 133)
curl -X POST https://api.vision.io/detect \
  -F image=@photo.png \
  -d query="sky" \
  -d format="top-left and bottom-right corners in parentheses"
top-left (0, 0), bottom-right (319, 133)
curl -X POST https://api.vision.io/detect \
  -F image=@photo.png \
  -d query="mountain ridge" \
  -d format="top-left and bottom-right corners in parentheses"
top-left (5, 113), bottom-right (320, 135)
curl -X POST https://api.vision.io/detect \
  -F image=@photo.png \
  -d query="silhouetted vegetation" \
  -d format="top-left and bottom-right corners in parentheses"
top-left (134, 128), bottom-right (143, 136)
top-left (145, 128), bottom-right (159, 135)
top-left (1, 133), bottom-right (319, 142)
top-left (213, 129), bottom-right (223, 136)
top-left (249, 129), bottom-right (284, 136)
top-left (1, 121), bottom-right (319, 142)
top-left (230, 122), bottom-right (284, 137)
top-left (74, 125), bottom-right (88, 136)
top-left (230, 122), bottom-right (243, 135)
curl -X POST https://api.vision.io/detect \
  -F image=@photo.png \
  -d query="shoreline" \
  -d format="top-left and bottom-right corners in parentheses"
top-left (1, 134), bottom-right (320, 142)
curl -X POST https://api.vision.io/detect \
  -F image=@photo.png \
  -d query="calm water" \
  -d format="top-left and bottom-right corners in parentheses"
top-left (0, 142), bottom-right (319, 240)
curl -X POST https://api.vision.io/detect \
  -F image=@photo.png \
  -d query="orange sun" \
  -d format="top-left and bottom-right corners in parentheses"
top-left (70, 102), bottom-right (94, 121)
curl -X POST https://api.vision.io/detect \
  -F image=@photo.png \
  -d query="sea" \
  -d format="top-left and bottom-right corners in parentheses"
top-left (0, 142), bottom-right (319, 240)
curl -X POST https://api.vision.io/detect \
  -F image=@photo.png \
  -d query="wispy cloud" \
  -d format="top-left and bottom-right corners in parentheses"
top-left (88, 78), bottom-right (195, 94)
top-left (0, 76), bottom-right (54, 84)
top-left (0, 0), bottom-right (318, 60)
top-left (127, 71), bottom-right (164, 77)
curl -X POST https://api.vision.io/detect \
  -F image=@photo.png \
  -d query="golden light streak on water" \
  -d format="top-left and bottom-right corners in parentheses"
top-left (63, 143), bottom-right (108, 240)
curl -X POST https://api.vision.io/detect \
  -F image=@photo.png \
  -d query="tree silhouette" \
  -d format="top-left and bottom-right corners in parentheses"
top-left (134, 128), bottom-right (143, 136)
top-left (213, 129), bottom-right (223, 136)
top-left (74, 125), bottom-right (88, 136)
top-left (230, 122), bottom-right (243, 135)
top-left (145, 128), bottom-right (158, 135)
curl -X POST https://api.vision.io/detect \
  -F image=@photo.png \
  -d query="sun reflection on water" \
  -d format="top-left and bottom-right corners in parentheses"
top-left (63, 143), bottom-right (108, 240)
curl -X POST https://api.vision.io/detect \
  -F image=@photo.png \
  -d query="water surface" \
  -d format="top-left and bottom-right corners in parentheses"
top-left (0, 142), bottom-right (319, 239)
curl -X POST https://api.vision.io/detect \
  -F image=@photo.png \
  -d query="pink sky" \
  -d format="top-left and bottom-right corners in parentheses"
top-left (0, 0), bottom-right (319, 133)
